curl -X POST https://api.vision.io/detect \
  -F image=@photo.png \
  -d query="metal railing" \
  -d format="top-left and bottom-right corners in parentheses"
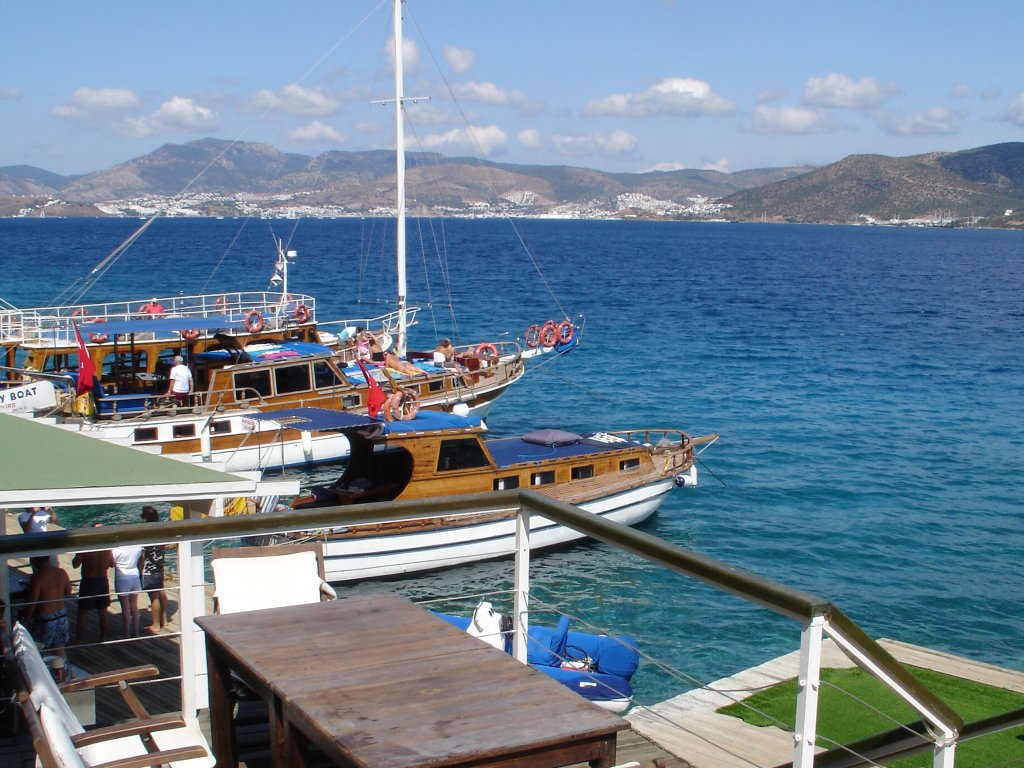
top-left (0, 490), bottom-right (967, 768)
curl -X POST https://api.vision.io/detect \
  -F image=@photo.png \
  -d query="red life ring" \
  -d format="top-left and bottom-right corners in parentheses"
top-left (293, 304), bottom-right (310, 323)
top-left (399, 388), bottom-right (420, 420)
top-left (244, 309), bottom-right (264, 333)
top-left (182, 329), bottom-right (201, 340)
top-left (540, 321), bottom-right (558, 348)
top-left (87, 319), bottom-right (108, 344)
top-left (524, 324), bottom-right (541, 348)
top-left (475, 342), bottom-right (499, 358)
top-left (71, 307), bottom-right (86, 318)
top-left (557, 319), bottom-right (575, 345)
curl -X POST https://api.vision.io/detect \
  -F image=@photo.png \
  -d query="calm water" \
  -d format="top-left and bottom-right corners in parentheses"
top-left (2, 217), bottom-right (1022, 705)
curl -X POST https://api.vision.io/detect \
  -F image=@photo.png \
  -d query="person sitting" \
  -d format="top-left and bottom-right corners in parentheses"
top-left (19, 506), bottom-right (57, 533)
top-left (139, 298), bottom-right (165, 317)
top-left (432, 338), bottom-right (461, 369)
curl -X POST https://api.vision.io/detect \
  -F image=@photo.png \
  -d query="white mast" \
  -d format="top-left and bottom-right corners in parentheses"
top-left (393, 0), bottom-right (408, 358)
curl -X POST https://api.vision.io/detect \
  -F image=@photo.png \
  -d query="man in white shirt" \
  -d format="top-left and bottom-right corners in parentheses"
top-left (166, 355), bottom-right (193, 405)
top-left (19, 506), bottom-right (57, 533)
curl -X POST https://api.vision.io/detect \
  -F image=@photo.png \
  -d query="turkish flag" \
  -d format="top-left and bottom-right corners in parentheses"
top-left (73, 322), bottom-right (96, 395)
top-left (357, 360), bottom-right (388, 418)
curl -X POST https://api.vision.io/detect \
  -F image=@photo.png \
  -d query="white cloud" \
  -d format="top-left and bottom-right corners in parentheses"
top-left (246, 84), bottom-right (341, 116)
top-left (747, 105), bottom-right (836, 134)
top-left (119, 96), bottom-right (218, 138)
top-left (997, 92), bottom-right (1024, 127)
top-left (287, 120), bottom-right (347, 145)
top-left (449, 81), bottom-right (541, 114)
top-left (416, 124), bottom-right (507, 156)
top-left (387, 37), bottom-right (420, 75)
top-left (551, 130), bottom-right (637, 157)
top-left (803, 73), bottom-right (900, 109)
top-left (518, 128), bottom-right (541, 149)
top-left (405, 102), bottom-right (474, 126)
top-left (756, 86), bottom-right (788, 104)
top-left (443, 46), bottom-right (475, 74)
top-left (645, 162), bottom-right (687, 172)
top-left (701, 158), bottom-right (730, 173)
top-left (0, 86), bottom-right (22, 100)
top-left (582, 77), bottom-right (734, 117)
top-left (53, 87), bottom-right (140, 119)
top-left (875, 106), bottom-right (960, 135)
top-left (952, 83), bottom-right (972, 99)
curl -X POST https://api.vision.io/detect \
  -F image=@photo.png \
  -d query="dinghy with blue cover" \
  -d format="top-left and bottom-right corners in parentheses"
top-left (433, 602), bottom-right (639, 713)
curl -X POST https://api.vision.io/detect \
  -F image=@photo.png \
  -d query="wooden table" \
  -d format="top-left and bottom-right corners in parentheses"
top-left (196, 593), bottom-right (628, 768)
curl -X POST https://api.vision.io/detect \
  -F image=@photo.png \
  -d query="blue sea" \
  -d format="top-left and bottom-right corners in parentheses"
top-left (2, 217), bottom-right (1022, 705)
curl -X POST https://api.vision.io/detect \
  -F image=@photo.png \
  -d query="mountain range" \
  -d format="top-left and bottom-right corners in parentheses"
top-left (2, 139), bottom-right (1023, 227)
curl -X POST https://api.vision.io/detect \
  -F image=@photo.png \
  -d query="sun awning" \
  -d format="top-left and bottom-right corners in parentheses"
top-left (77, 315), bottom-right (237, 336)
top-left (243, 408), bottom-right (381, 433)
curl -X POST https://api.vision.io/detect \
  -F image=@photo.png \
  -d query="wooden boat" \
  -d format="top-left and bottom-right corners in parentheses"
top-left (281, 408), bottom-right (717, 582)
top-left (434, 601), bottom-right (641, 714)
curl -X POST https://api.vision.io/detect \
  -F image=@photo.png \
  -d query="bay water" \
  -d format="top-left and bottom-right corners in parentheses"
top-left (2, 217), bottom-right (1021, 705)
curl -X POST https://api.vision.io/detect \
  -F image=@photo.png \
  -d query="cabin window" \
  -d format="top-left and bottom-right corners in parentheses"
top-left (493, 476), bottom-right (520, 491)
top-left (427, 379), bottom-right (445, 393)
top-left (134, 427), bottom-right (158, 442)
top-left (437, 438), bottom-right (490, 472)
top-left (531, 470), bottom-right (556, 486)
top-left (619, 458), bottom-right (641, 472)
top-left (275, 364), bottom-right (311, 394)
top-left (571, 465), bottom-right (594, 480)
top-left (313, 361), bottom-right (343, 389)
top-left (234, 370), bottom-right (272, 399)
top-left (342, 394), bottom-right (361, 408)
top-left (210, 419), bottom-right (232, 435)
top-left (173, 424), bottom-right (196, 438)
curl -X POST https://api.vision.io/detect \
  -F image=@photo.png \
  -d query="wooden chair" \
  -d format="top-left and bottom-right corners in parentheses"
top-left (8, 622), bottom-right (214, 768)
top-left (210, 542), bottom-right (336, 614)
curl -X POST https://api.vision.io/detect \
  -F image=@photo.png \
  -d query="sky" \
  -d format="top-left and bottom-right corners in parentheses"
top-left (4, 1), bottom-right (1024, 179)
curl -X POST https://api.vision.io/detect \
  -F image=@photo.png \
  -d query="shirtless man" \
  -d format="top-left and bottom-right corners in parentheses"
top-left (72, 524), bottom-right (115, 642)
top-left (24, 556), bottom-right (73, 653)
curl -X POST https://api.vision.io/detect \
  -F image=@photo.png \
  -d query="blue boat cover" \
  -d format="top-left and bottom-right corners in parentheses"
top-left (77, 315), bottom-right (237, 336)
top-left (194, 341), bottom-right (333, 362)
top-left (246, 408), bottom-right (379, 432)
top-left (383, 411), bottom-right (482, 433)
top-left (486, 434), bottom-right (638, 468)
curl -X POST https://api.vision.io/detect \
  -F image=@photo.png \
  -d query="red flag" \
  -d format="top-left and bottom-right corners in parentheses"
top-left (357, 360), bottom-right (388, 418)
top-left (73, 322), bottom-right (96, 396)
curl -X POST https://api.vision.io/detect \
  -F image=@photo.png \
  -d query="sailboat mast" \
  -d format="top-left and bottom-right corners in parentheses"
top-left (393, 0), bottom-right (408, 357)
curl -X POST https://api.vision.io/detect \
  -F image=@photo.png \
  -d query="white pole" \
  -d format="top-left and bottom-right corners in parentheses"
top-left (512, 505), bottom-right (530, 663)
top-left (793, 614), bottom-right (825, 768)
top-left (393, 0), bottom-right (408, 358)
top-left (178, 539), bottom-right (209, 716)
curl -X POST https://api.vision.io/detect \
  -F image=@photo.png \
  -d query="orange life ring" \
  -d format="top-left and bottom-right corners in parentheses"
top-left (540, 321), bottom-right (558, 348)
top-left (475, 342), bottom-right (499, 358)
top-left (182, 329), bottom-right (201, 340)
top-left (71, 307), bottom-right (86, 318)
top-left (244, 309), bottom-right (264, 333)
top-left (293, 304), bottom-right (310, 323)
top-left (524, 324), bottom-right (541, 348)
top-left (557, 319), bottom-right (575, 345)
top-left (87, 319), bottom-right (108, 344)
top-left (399, 388), bottom-right (420, 420)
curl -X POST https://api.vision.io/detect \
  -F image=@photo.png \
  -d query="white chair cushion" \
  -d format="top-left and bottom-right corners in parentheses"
top-left (212, 551), bottom-right (325, 614)
top-left (148, 717), bottom-right (216, 768)
top-left (38, 703), bottom-right (86, 768)
top-left (14, 630), bottom-right (84, 737)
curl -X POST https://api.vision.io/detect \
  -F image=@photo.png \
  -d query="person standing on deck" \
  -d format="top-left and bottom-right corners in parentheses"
top-left (24, 556), bottom-right (72, 654)
top-left (72, 523), bottom-right (115, 643)
top-left (165, 355), bottom-right (192, 405)
top-left (140, 506), bottom-right (168, 634)
top-left (112, 543), bottom-right (144, 638)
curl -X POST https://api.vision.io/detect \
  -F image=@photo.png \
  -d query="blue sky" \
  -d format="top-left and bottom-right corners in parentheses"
top-left (4, 1), bottom-right (1024, 178)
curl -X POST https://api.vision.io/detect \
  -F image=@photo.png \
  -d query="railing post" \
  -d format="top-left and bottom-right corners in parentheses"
top-left (177, 540), bottom-right (209, 717)
top-left (512, 502), bottom-right (530, 663)
top-left (793, 613), bottom-right (825, 768)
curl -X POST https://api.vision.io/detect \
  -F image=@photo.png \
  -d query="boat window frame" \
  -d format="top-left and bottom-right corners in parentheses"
top-left (530, 470), bottom-right (556, 486)
top-left (274, 362), bottom-right (313, 395)
top-left (571, 465), bottom-right (595, 480)
top-left (436, 437), bottom-right (491, 472)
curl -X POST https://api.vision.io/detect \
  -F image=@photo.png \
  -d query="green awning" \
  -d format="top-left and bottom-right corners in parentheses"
top-left (0, 413), bottom-right (259, 507)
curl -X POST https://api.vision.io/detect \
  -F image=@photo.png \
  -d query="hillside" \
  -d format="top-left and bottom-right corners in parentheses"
top-left (721, 143), bottom-right (1024, 225)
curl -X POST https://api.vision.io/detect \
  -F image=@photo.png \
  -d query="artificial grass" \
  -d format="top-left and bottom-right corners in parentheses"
top-left (718, 665), bottom-right (1024, 768)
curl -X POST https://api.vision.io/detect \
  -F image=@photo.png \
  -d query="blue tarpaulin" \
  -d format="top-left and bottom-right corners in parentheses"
top-left (77, 315), bottom-right (238, 336)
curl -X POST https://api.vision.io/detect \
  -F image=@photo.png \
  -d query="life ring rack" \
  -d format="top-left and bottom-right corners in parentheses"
top-left (244, 309), bottom-right (264, 333)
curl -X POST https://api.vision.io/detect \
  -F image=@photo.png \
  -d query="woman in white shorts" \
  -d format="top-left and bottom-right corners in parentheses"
top-left (112, 544), bottom-right (144, 638)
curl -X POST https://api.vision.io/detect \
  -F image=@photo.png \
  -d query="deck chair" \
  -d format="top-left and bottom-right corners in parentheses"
top-left (211, 542), bottom-right (336, 614)
top-left (9, 622), bottom-right (214, 768)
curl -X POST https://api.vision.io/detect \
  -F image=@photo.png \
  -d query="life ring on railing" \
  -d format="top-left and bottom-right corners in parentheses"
top-left (87, 319), bottom-right (108, 344)
top-left (383, 388), bottom-right (420, 422)
top-left (71, 307), bottom-right (87, 318)
top-left (293, 304), bottom-right (310, 323)
top-left (524, 324), bottom-right (541, 348)
top-left (244, 309), bottom-right (264, 333)
top-left (475, 342), bottom-right (499, 358)
top-left (540, 321), bottom-right (558, 348)
top-left (182, 329), bottom-right (201, 341)
top-left (557, 319), bottom-right (575, 345)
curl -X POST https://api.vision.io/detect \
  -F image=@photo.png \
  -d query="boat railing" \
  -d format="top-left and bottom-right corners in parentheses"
top-left (0, 491), bottom-right (966, 768)
top-left (0, 292), bottom-right (318, 346)
top-left (315, 306), bottom-right (421, 338)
